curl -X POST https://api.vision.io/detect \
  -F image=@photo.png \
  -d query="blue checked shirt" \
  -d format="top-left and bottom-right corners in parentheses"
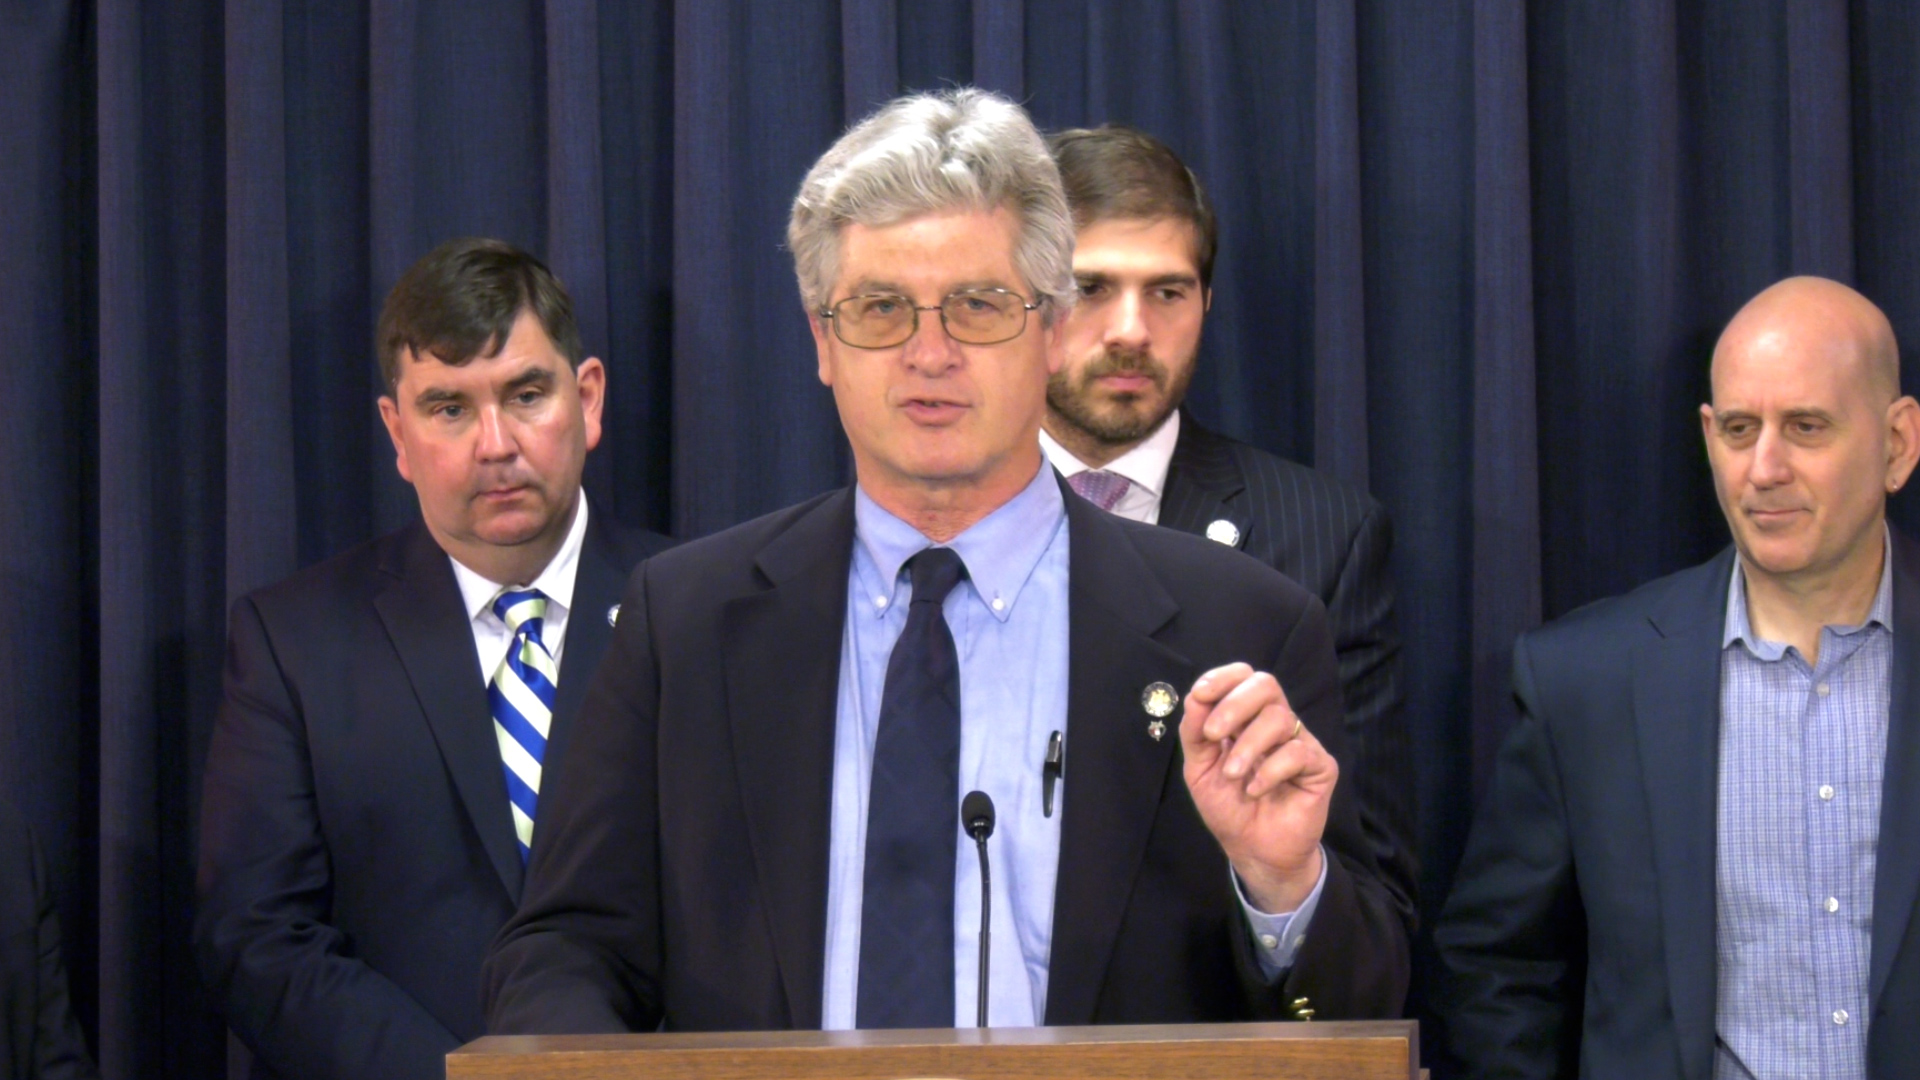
top-left (1714, 538), bottom-right (1891, 1080)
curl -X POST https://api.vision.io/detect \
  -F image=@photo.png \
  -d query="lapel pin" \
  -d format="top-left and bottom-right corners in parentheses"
top-left (1205, 519), bottom-right (1241, 547)
top-left (606, 603), bottom-right (621, 627)
top-left (1142, 681), bottom-right (1178, 740)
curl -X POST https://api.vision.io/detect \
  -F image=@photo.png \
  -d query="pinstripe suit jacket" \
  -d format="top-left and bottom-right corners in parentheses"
top-left (1159, 414), bottom-right (1417, 933)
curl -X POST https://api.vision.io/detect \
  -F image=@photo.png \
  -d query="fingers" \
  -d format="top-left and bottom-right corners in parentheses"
top-left (1188, 667), bottom-right (1293, 744)
top-left (1243, 723), bottom-right (1336, 800)
top-left (1185, 661), bottom-right (1256, 708)
top-left (1219, 703), bottom-right (1303, 781)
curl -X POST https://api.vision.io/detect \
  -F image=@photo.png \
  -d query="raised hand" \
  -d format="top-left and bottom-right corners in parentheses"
top-left (1179, 662), bottom-right (1338, 913)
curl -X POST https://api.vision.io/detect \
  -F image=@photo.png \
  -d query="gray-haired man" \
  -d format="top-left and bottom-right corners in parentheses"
top-left (484, 89), bottom-right (1409, 1035)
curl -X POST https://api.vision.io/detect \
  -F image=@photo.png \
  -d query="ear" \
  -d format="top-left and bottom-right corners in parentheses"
top-left (1886, 395), bottom-right (1920, 493)
top-left (574, 357), bottom-right (607, 452)
top-left (811, 311), bottom-right (835, 387)
top-left (378, 394), bottom-right (412, 484)
top-left (1203, 286), bottom-right (1214, 313)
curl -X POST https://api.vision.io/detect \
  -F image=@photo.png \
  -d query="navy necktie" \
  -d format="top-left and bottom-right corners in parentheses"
top-left (857, 546), bottom-right (967, 1028)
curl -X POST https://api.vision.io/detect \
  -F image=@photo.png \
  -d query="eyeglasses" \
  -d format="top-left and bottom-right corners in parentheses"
top-left (819, 288), bottom-right (1042, 349)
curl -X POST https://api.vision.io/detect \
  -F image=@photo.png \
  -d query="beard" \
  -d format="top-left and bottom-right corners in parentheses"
top-left (1046, 345), bottom-right (1192, 446)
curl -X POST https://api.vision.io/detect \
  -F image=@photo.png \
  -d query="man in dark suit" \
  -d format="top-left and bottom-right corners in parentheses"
top-left (195, 238), bottom-right (671, 1079)
top-left (1039, 126), bottom-right (1414, 927)
top-left (1437, 276), bottom-right (1920, 1079)
top-left (0, 798), bottom-right (97, 1080)
top-left (483, 88), bottom-right (1408, 1035)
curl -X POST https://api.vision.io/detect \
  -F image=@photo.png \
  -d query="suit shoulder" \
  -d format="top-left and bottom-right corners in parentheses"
top-left (637, 490), bottom-right (844, 582)
top-left (1220, 435), bottom-right (1385, 524)
top-left (1519, 550), bottom-right (1732, 656)
top-left (1113, 510), bottom-right (1322, 612)
top-left (238, 528), bottom-right (409, 624)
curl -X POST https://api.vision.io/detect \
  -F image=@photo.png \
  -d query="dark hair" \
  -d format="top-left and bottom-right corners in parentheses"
top-left (376, 238), bottom-right (582, 391)
top-left (1047, 125), bottom-right (1218, 289)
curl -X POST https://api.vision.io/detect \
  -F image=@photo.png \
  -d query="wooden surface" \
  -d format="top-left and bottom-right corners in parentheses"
top-left (448, 1021), bottom-right (1418, 1079)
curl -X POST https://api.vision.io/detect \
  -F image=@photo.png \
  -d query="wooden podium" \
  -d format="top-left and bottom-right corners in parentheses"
top-left (448, 1021), bottom-right (1420, 1079)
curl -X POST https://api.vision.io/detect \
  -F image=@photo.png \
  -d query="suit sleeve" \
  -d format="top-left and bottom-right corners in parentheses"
top-left (1231, 594), bottom-right (1412, 1019)
top-left (1324, 503), bottom-right (1418, 927)
top-left (483, 565), bottom-right (664, 1034)
top-left (12, 811), bottom-right (99, 1080)
top-left (1432, 635), bottom-right (1586, 1080)
top-left (194, 597), bottom-right (460, 1080)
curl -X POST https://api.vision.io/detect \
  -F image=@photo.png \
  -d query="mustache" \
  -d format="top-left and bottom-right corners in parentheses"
top-left (1080, 347), bottom-right (1168, 385)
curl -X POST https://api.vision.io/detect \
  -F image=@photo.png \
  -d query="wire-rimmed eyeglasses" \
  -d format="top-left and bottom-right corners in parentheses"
top-left (819, 288), bottom-right (1042, 349)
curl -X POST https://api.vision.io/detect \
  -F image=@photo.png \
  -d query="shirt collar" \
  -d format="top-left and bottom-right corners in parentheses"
top-left (853, 461), bottom-right (1066, 624)
top-left (450, 495), bottom-right (590, 623)
top-left (1038, 409), bottom-right (1181, 499)
top-left (1723, 524), bottom-right (1894, 652)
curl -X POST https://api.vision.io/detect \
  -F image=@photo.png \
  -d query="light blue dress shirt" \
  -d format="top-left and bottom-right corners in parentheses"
top-left (1714, 538), bottom-right (1890, 1080)
top-left (820, 463), bottom-right (1320, 1030)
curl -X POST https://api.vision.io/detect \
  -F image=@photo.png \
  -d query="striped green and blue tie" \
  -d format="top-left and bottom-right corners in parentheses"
top-left (489, 588), bottom-right (556, 863)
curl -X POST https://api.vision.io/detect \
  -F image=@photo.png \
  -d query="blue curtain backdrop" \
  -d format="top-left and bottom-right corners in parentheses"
top-left (5, 1), bottom-right (1918, 1076)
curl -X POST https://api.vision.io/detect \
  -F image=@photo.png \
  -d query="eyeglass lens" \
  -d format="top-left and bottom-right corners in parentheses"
top-left (831, 289), bottom-right (1028, 347)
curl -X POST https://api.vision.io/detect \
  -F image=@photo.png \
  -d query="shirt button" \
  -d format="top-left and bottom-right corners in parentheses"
top-left (1820, 785), bottom-right (1836, 801)
top-left (1258, 933), bottom-right (1279, 950)
top-left (1825, 897), bottom-right (1840, 914)
top-left (1817, 682), bottom-right (1831, 696)
top-left (874, 596), bottom-right (889, 609)
top-left (991, 597), bottom-right (1006, 612)
top-left (1834, 1009), bottom-right (1850, 1026)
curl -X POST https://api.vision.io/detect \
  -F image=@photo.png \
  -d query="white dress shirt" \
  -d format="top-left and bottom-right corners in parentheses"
top-left (449, 497), bottom-right (590, 685)
top-left (1039, 409), bottom-right (1182, 524)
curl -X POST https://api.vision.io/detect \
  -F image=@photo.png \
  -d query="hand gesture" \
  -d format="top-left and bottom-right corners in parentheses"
top-left (1179, 662), bottom-right (1337, 913)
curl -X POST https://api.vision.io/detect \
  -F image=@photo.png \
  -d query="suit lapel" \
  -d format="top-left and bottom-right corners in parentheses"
top-left (373, 523), bottom-right (524, 898)
top-left (545, 513), bottom-right (627, 771)
top-left (1633, 548), bottom-right (1734, 1080)
top-left (1045, 490), bottom-right (1193, 1024)
top-left (1159, 414), bottom-right (1251, 551)
top-left (721, 491), bottom-right (854, 1029)
top-left (1872, 530), bottom-right (1920, 1008)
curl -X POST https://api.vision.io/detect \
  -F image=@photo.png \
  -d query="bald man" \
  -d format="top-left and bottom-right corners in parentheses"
top-left (1436, 277), bottom-right (1920, 1080)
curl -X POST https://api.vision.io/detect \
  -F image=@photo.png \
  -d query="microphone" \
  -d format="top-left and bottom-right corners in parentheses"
top-left (961, 790), bottom-right (996, 1028)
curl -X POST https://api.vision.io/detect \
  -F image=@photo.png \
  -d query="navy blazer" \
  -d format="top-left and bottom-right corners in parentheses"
top-left (483, 476), bottom-right (1410, 1034)
top-left (1160, 415), bottom-right (1415, 936)
top-left (0, 799), bottom-right (96, 1080)
top-left (195, 508), bottom-right (669, 1080)
top-left (1436, 532), bottom-right (1920, 1079)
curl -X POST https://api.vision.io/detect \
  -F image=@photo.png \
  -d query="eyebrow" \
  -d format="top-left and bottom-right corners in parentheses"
top-left (1712, 406), bottom-right (1839, 425)
top-left (1075, 270), bottom-right (1201, 288)
top-left (841, 279), bottom-right (1017, 299)
top-left (844, 280), bottom-right (908, 298)
top-left (410, 365), bottom-right (557, 408)
top-left (503, 366), bottom-right (557, 392)
top-left (412, 386), bottom-right (467, 409)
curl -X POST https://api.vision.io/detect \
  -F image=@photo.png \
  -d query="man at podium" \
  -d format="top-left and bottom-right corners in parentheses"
top-left (483, 89), bottom-right (1409, 1035)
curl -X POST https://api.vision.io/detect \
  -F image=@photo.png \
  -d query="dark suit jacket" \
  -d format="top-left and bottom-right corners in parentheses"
top-left (0, 800), bottom-right (96, 1080)
top-left (195, 507), bottom-right (669, 1080)
top-left (482, 477), bottom-right (1410, 1034)
top-left (1435, 535), bottom-right (1920, 1079)
top-left (1159, 415), bottom-right (1416, 934)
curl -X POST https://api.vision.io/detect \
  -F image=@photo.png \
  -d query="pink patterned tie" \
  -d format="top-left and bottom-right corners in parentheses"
top-left (1068, 469), bottom-right (1132, 512)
